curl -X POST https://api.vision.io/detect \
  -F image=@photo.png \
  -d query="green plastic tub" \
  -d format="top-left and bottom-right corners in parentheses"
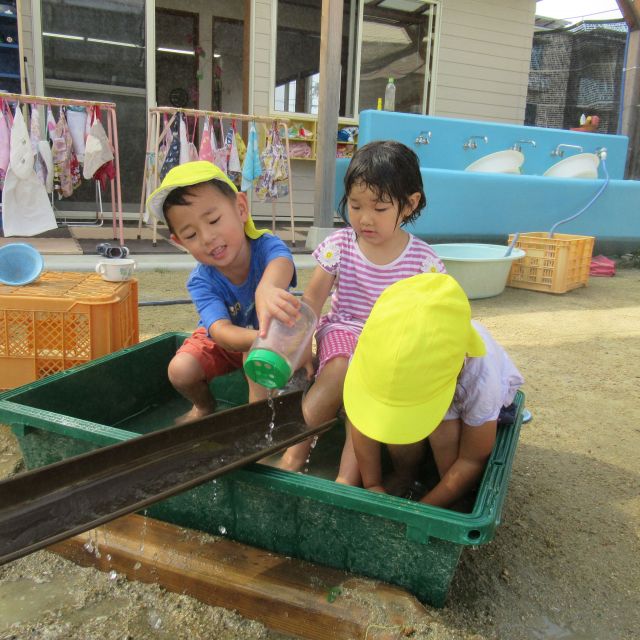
top-left (0, 332), bottom-right (525, 607)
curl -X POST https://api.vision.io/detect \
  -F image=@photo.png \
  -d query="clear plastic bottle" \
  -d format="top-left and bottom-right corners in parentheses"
top-left (244, 302), bottom-right (317, 389)
top-left (384, 77), bottom-right (396, 111)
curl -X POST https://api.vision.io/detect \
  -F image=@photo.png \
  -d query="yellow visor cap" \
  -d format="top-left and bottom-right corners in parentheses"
top-left (145, 160), bottom-right (267, 240)
top-left (343, 273), bottom-right (486, 445)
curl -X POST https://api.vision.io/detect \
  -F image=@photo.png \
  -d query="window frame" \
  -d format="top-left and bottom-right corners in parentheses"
top-left (268, 0), bottom-right (441, 119)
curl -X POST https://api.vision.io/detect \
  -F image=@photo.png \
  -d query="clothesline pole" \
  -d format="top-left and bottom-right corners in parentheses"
top-left (108, 107), bottom-right (125, 246)
top-left (142, 107), bottom-right (297, 249)
top-left (0, 91), bottom-right (116, 111)
top-left (138, 110), bottom-right (154, 240)
top-left (0, 91), bottom-right (124, 245)
top-left (149, 107), bottom-right (290, 126)
top-left (279, 120), bottom-right (296, 246)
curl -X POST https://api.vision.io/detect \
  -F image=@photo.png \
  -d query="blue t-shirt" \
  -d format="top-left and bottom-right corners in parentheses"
top-left (187, 233), bottom-right (296, 332)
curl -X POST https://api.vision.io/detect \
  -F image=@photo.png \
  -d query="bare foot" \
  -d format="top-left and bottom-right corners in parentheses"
top-left (366, 484), bottom-right (387, 494)
top-left (174, 405), bottom-right (215, 425)
top-left (275, 452), bottom-right (306, 472)
top-left (383, 471), bottom-right (416, 497)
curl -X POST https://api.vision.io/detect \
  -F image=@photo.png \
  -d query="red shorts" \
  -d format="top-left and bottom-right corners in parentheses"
top-left (176, 327), bottom-right (244, 381)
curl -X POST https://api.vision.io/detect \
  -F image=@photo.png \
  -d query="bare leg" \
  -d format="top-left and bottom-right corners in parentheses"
top-left (335, 421), bottom-right (362, 486)
top-left (428, 419), bottom-right (462, 477)
top-left (350, 420), bottom-right (385, 493)
top-left (168, 352), bottom-right (216, 423)
top-left (385, 441), bottom-right (425, 496)
top-left (278, 357), bottom-right (348, 472)
top-left (243, 352), bottom-right (270, 404)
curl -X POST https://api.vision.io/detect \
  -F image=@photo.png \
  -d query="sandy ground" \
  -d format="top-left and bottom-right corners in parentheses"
top-left (1, 266), bottom-right (639, 640)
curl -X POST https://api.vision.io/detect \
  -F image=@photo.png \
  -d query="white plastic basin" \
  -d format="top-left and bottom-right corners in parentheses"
top-left (431, 243), bottom-right (526, 299)
top-left (464, 150), bottom-right (524, 175)
top-left (543, 153), bottom-right (599, 179)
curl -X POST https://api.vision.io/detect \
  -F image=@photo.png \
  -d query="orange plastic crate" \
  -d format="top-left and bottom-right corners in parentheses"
top-left (0, 272), bottom-right (139, 389)
top-left (507, 232), bottom-right (595, 294)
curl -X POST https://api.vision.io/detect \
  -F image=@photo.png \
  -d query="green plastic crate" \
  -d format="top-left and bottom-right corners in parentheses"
top-left (0, 332), bottom-right (525, 607)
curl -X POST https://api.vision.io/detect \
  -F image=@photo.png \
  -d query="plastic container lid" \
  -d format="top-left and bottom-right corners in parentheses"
top-left (244, 348), bottom-right (292, 389)
top-left (0, 243), bottom-right (44, 286)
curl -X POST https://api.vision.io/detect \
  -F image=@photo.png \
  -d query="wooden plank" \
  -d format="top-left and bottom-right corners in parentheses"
top-left (49, 514), bottom-right (434, 640)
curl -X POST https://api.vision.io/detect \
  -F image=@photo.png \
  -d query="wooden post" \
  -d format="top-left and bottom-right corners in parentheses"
top-left (307, 0), bottom-right (344, 250)
top-left (50, 515), bottom-right (435, 640)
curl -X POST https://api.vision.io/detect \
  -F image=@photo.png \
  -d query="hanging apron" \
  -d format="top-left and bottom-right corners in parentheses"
top-left (198, 117), bottom-right (214, 163)
top-left (178, 113), bottom-right (190, 165)
top-left (2, 107), bottom-right (57, 237)
top-left (211, 117), bottom-right (229, 174)
top-left (160, 116), bottom-right (180, 180)
top-left (255, 122), bottom-right (289, 202)
top-left (29, 106), bottom-right (45, 186)
top-left (0, 104), bottom-right (10, 190)
top-left (52, 109), bottom-right (74, 198)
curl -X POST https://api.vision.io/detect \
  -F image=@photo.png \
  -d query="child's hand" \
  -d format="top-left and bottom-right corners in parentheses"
top-left (255, 285), bottom-right (301, 337)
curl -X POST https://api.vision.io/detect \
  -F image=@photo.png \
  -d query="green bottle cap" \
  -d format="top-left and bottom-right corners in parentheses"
top-left (244, 348), bottom-right (292, 389)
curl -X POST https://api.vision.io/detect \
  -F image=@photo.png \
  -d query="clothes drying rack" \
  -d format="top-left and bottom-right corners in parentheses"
top-left (139, 107), bottom-right (295, 247)
top-left (0, 92), bottom-right (125, 246)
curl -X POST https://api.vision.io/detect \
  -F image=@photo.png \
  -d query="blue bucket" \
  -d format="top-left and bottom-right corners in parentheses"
top-left (0, 243), bottom-right (45, 286)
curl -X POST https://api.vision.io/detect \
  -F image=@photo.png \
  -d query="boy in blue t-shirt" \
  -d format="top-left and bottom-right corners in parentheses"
top-left (147, 161), bottom-right (298, 421)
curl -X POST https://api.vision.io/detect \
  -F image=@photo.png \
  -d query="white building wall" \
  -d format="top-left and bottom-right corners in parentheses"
top-left (15, 0), bottom-right (537, 222)
top-left (435, 0), bottom-right (537, 123)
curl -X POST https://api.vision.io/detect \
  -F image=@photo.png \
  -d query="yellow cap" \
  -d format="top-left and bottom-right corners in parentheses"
top-left (145, 160), bottom-right (267, 240)
top-left (343, 273), bottom-right (486, 445)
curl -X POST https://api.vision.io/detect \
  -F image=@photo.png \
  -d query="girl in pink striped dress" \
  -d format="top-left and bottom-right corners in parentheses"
top-left (278, 141), bottom-right (446, 480)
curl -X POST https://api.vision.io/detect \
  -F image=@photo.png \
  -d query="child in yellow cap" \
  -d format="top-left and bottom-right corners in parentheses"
top-left (278, 141), bottom-right (445, 477)
top-left (146, 161), bottom-right (299, 420)
top-left (343, 273), bottom-right (524, 508)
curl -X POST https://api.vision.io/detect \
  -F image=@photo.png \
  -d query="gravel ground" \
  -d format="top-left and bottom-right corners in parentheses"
top-left (1, 266), bottom-right (639, 640)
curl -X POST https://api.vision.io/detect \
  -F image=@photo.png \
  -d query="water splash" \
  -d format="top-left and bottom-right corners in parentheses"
top-left (218, 525), bottom-right (227, 535)
top-left (303, 435), bottom-right (319, 474)
top-left (265, 389), bottom-right (276, 445)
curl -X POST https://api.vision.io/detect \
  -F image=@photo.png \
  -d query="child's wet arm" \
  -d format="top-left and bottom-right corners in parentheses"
top-left (421, 420), bottom-right (496, 508)
top-left (301, 265), bottom-right (335, 319)
top-left (209, 319), bottom-right (257, 353)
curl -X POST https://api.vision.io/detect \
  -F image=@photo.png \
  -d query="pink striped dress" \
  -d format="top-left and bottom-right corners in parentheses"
top-left (313, 228), bottom-right (446, 360)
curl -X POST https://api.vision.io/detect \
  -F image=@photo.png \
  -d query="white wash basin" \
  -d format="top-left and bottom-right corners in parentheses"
top-left (544, 153), bottom-right (600, 179)
top-left (464, 150), bottom-right (524, 174)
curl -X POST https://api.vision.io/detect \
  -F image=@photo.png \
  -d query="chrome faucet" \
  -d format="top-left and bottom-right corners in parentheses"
top-left (512, 139), bottom-right (536, 152)
top-left (415, 130), bottom-right (432, 145)
top-left (551, 143), bottom-right (583, 158)
top-left (463, 135), bottom-right (488, 150)
top-left (595, 146), bottom-right (608, 160)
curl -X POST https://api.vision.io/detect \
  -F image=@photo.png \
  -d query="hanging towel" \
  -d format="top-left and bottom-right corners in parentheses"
top-left (83, 118), bottom-right (114, 180)
top-left (46, 107), bottom-right (56, 140)
top-left (178, 113), bottom-right (190, 165)
top-left (187, 116), bottom-right (199, 162)
top-left (255, 122), bottom-right (289, 202)
top-left (66, 106), bottom-right (87, 163)
top-left (37, 140), bottom-right (54, 194)
top-left (2, 107), bottom-right (57, 237)
top-left (198, 117), bottom-right (214, 163)
top-left (241, 122), bottom-right (262, 192)
top-left (160, 116), bottom-right (180, 180)
top-left (52, 109), bottom-right (74, 198)
top-left (29, 106), bottom-right (45, 185)
top-left (0, 106), bottom-right (10, 190)
top-left (211, 118), bottom-right (229, 174)
top-left (227, 120), bottom-right (241, 174)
